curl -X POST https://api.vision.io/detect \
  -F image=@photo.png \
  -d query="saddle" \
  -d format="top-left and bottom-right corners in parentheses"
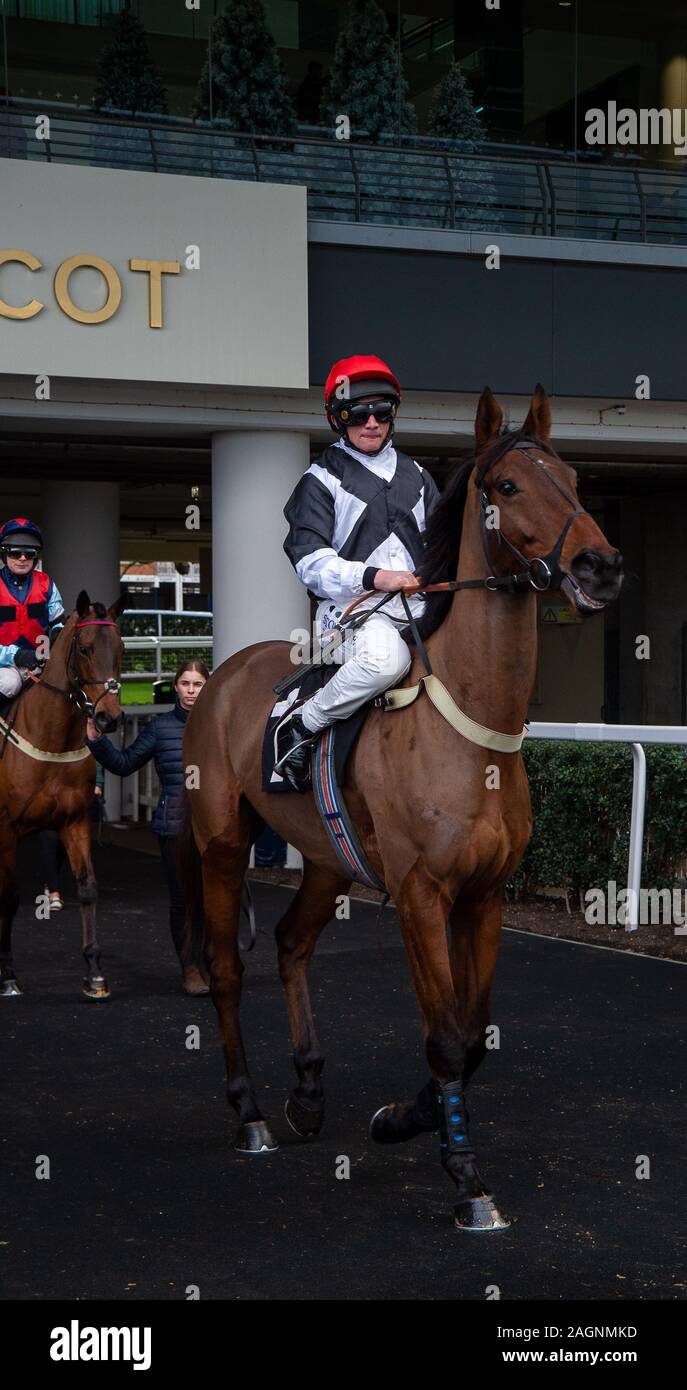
top-left (261, 664), bottom-right (383, 891)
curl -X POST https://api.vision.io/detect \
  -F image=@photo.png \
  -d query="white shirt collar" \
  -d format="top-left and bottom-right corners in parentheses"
top-left (334, 436), bottom-right (397, 479)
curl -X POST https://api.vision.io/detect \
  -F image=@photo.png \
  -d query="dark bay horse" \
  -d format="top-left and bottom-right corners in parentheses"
top-left (183, 386), bottom-right (623, 1230)
top-left (0, 591), bottom-right (123, 999)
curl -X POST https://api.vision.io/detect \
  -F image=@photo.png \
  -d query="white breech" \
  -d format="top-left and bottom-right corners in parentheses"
top-left (299, 611), bottom-right (412, 733)
top-left (0, 665), bottom-right (25, 698)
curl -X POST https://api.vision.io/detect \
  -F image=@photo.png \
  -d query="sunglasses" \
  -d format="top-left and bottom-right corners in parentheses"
top-left (339, 401), bottom-right (396, 426)
top-left (4, 547), bottom-right (39, 559)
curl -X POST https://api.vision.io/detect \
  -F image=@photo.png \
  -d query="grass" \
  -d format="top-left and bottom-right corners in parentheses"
top-left (121, 680), bottom-right (155, 705)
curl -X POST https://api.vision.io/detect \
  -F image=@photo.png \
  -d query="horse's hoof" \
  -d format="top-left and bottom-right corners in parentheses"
top-left (453, 1196), bottom-right (511, 1232)
top-left (0, 978), bottom-right (22, 997)
top-left (234, 1121), bottom-right (278, 1154)
top-left (369, 1104), bottom-right (397, 1143)
top-left (82, 977), bottom-right (111, 1001)
top-left (284, 1095), bottom-right (324, 1139)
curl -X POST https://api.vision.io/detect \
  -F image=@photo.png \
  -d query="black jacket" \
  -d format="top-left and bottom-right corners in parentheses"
top-left (86, 703), bottom-right (189, 837)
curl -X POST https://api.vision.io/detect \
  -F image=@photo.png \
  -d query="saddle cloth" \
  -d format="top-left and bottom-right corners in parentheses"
top-left (262, 663), bottom-right (367, 794)
top-left (262, 664), bottom-right (385, 892)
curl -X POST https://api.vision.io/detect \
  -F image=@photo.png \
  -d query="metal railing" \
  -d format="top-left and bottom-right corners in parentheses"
top-left (3, 100), bottom-right (687, 245)
top-left (120, 609), bottom-right (212, 683)
top-left (527, 722), bottom-right (687, 932)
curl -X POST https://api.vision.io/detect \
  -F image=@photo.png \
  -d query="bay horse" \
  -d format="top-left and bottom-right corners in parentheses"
top-left (183, 385), bottom-right (623, 1230)
top-left (0, 591), bottom-right (123, 1000)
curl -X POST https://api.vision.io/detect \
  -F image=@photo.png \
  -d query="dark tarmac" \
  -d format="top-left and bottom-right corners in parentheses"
top-left (1, 840), bottom-right (685, 1302)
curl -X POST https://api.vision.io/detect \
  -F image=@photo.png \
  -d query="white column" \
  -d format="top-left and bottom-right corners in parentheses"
top-left (41, 480), bottom-right (122, 822)
top-left (211, 430), bottom-right (310, 662)
top-left (41, 480), bottom-right (120, 613)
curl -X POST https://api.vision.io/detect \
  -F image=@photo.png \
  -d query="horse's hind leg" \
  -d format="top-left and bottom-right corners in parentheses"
top-left (199, 794), bottom-right (277, 1154)
top-left (0, 830), bottom-right (21, 997)
top-left (59, 816), bottom-right (109, 1000)
top-left (276, 858), bottom-right (351, 1139)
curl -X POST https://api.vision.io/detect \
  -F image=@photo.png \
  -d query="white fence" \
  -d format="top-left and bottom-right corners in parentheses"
top-left (527, 722), bottom-right (687, 931)
top-left (105, 709), bottom-right (686, 917)
top-left (120, 609), bottom-right (212, 682)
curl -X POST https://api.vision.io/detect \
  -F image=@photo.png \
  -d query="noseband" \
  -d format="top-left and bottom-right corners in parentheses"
top-left (37, 618), bottom-right (122, 716)
top-left (475, 441), bottom-right (591, 594)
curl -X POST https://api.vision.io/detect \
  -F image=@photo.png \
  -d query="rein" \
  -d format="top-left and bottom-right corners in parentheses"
top-left (3, 617), bottom-right (122, 763)
top-left (337, 440), bottom-right (592, 753)
top-left (34, 618), bottom-right (122, 718)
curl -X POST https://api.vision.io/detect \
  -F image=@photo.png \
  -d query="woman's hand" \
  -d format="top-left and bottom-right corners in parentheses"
top-left (372, 569), bottom-right (421, 593)
top-left (86, 718), bottom-right (98, 741)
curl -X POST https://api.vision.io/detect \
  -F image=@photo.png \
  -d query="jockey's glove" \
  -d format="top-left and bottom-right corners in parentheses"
top-left (14, 647), bottom-right (42, 671)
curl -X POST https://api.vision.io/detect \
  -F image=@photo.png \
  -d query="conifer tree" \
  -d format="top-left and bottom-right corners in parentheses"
top-left (193, 0), bottom-right (295, 137)
top-left (427, 62), bottom-right (494, 228)
top-left (93, 1), bottom-right (167, 116)
top-left (320, 0), bottom-right (417, 142)
top-left (427, 63), bottom-right (485, 145)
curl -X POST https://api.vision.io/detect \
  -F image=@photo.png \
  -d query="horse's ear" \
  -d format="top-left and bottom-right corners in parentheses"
top-left (522, 383), bottom-right (552, 442)
top-left (475, 387), bottom-right (503, 453)
top-left (107, 591), bottom-right (126, 622)
top-left (76, 590), bottom-right (91, 617)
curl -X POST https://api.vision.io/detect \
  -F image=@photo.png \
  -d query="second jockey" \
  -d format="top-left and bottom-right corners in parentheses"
top-left (277, 354), bottom-right (439, 790)
top-left (0, 518), bottom-right (66, 700)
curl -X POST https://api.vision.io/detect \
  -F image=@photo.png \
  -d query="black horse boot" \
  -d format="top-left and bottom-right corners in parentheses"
top-left (274, 708), bottom-right (319, 792)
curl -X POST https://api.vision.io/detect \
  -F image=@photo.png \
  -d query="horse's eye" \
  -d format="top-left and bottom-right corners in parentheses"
top-left (497, 479), bottom-right (518, 496)
top-left (79, 645), bottom-right (89, 657)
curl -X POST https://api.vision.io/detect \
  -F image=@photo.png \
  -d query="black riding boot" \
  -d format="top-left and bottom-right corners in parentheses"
top-left (275, 709), bottom-right (318, 792)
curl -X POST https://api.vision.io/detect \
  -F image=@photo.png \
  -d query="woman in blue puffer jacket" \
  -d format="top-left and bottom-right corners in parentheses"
top-left (86, 659), bottom-right (210, 996)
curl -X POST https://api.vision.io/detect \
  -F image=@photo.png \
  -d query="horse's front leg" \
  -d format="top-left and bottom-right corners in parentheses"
top-left (59, 816), bottom-right (109, 1000)
top-left (448, 894), bottom-right (503, 1085)
top-left (371, 864), bottom-right (509, 1232)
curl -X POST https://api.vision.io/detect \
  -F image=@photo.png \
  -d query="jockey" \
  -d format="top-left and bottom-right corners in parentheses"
top-left (277, 354), bottom-right (439, 790)
top-left (0, 518), bottom-right (66, 700)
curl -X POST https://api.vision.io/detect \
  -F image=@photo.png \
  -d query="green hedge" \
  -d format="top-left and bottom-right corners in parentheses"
top-left (509, 742), bottom-right (687, 898)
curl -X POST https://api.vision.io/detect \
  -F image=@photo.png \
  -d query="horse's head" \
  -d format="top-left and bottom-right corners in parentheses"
top-left (474, 385), bottom-right (623, 614)
top-left (70, 590), bottom-right (125, 734)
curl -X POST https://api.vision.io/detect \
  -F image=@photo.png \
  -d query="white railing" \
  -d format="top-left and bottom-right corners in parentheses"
top-left (107, 711), bottom-right (683, 906)
top-left (120, 608), bottom-right (212, 681)
top-left (527, 722), bottom-right (687, 931)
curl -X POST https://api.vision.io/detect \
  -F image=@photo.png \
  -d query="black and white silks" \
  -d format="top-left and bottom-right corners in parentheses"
top-left (283, 437), bottom-right (439, 624)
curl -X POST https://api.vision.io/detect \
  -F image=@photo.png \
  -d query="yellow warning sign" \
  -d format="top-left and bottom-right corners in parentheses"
top-left (540, 604), bottom-right (582, 626)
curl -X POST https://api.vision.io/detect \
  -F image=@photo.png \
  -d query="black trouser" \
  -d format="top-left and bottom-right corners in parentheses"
top-left (36, 831), bottom-right (66, 894)
top-left (157, 833), bottom-right (203, 968)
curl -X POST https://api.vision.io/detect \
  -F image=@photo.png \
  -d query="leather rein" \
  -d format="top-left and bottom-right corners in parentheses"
top-left (336, 442), bottom-right (593, 753)
top-left (0, 619), bottom-right (123, 764)
top-left (33, 619), bottom-right (122, 718)
top-left (342, 440), bottom-right (592, 621)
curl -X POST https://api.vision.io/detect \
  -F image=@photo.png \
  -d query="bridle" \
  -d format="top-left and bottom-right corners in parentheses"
top-left (470, 439), bottom-right (591, 596)
top-left (36, 618), bottom-right (122, 718)
top-left (338, 437), bottom-right (594, 633)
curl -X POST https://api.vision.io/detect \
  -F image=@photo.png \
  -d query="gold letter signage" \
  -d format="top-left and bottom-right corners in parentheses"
top-left (53, 254), bottom-right (122, 324)
top-left (0, 249), bottom-right (182, 327)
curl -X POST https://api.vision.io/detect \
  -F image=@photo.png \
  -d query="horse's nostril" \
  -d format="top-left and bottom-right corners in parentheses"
top-left (571, 549), bottom-right (601, 577)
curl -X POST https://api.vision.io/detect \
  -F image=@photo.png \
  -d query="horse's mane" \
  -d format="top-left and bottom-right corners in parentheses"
top-left (414, 428), bottom-right (558, 640)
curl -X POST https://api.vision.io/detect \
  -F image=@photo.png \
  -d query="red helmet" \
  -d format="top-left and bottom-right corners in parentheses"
top-left (324, 355), bottom-right (402, 435)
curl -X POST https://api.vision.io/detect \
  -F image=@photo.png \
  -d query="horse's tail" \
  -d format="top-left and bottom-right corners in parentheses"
top-left (177, 788), bottom-right (206, 969)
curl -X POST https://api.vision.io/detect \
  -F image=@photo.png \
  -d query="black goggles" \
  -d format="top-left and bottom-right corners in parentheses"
top-left (338, 400), bottom-right (397, 426)
top-left (3, 545), bottom-right (40, 559)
